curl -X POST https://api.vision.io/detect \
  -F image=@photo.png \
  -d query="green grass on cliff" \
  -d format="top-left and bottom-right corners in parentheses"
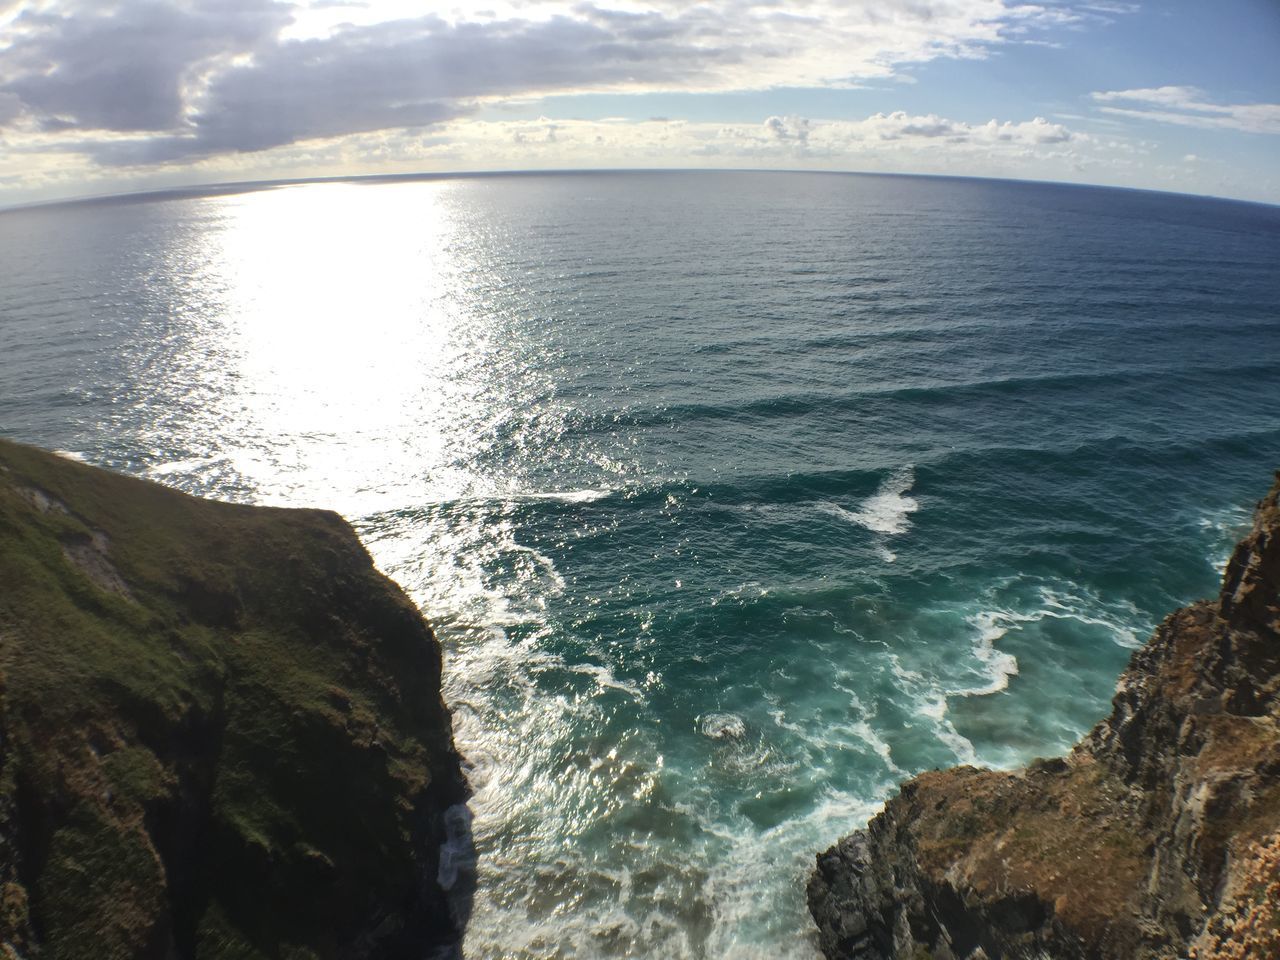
top-left (0, 439), bottom-right (462, 960)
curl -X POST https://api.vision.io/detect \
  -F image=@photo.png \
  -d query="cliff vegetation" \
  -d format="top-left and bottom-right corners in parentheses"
top-left (0, 439), bottom-right (469, 960)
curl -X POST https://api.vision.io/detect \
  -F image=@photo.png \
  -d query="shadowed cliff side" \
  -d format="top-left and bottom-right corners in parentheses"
top-left (0, 439), bottom-right (471, 960)
top-left (809, 473), bottom-right (1280, 960)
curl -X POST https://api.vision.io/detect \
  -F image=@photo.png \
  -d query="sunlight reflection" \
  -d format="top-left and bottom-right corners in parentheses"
top-left (191, 181), bottom-right (501, 513)
top-left (161, 183), bottom-right (632, 956)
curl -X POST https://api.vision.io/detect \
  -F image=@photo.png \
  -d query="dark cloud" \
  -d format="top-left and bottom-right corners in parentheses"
top-left (1, 1), bottom-right (762, 163)
top-left (158, 12), bottom-right (748, 161)
top-left (898, 118), bottom-right (956, 137)
top-left (0, 92), bottom-right (24, 124)
top-left (2, 0), bottom-right (290, 132)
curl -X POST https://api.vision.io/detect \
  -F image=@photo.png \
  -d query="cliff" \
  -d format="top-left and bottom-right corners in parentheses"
top-left (809, 474), bottom-right (1280, 960)
top-left (0, 439), bottom-right (470, 960)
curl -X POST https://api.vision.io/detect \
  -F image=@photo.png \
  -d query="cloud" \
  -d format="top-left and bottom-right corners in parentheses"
top-left (857, 111), bottom-right (1072, 144)
top-left (428, 110), bottom-right (1082, 167)
top-left (1, 0), bottom-right (291, 133)
top-left (0, 92), bottom-right (24, 124)
top-left (1092, 86), bottom-right (1280, 135)
top-left (763, 115), bottom-right (810, 142)
top-left (0, 0), bottom-right (1094, 164)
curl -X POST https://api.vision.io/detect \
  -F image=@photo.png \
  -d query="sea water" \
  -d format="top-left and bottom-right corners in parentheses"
top-left (2, 171), bottom-right (1279, 958)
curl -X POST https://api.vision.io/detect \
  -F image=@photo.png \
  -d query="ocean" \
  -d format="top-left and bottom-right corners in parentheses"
top-left (2, 170), bottom-right (1278, 958)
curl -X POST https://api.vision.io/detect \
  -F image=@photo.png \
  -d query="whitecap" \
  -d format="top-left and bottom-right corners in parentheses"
top-left (698, 712), bottom-right (748, 742)
top-left (845, 717), bottom-right (905, 776)
top-left (819, 465), bottom-right (918, 537)
top-left (711, 581), bottom-right (770, 605)
top-left (955, 609), bottom-right (1022, 697)
top-left (887, 654), bottom-right (979, 765)
top-left (1036, 587), bottom-right (1146, 648)
top-left (515, 487), bottom-right (612, 504)
top-left (855, 465), bottom-right (918, 534)
top-left (145, 455), bottom-right (221, 476)
top-left (508, 542), bottom-right (567, 594)
top-left (570, 662), bottom-right (644, 700)
top-left (766, 707), bottom-right (806, 736)
top-left (1198, 507), bottom-right (1253, 576)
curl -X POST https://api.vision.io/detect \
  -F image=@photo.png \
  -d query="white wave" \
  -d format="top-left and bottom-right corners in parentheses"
top-left (571, 661), bottom-right (644, 700)
top-left (845, 717), bottom-right (905, 776)
top-left (145, 455), bottom-right (222, 476)
top-left (711, 581), bottom-right (770, 605)
top-left (699, 711), bottom-right (748, 742)
top-left (507, 542), bottom-right (567, 594)
top-left (819, 464), bottom-right (918, 537)
top-left (857, 465), bottom-right (919, 535)
top-left (886, 654), bottom-right (979, 765)
top-left (956, 583), bottom-right (1145, 704)
top-left (698, 773), bottom-right (912, 959)
top-left (1036, 587), bottom-right (1145, 648)
top-left (922, 694), bottom-right (979, 765)
top-left (53, 449), bottom-right (88, 462)
top-left (513, 487), bottom-right (612, 504)
top-left (1199, 506), bottom-right (1253, 576)
top-left (767, 707), bottom-right (806, 736)
top-left (955, 610), bottom-right (1022, 697)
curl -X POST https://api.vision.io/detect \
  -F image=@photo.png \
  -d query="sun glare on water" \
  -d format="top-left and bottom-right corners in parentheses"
top-left (169, 181), bottom-right (512, 513)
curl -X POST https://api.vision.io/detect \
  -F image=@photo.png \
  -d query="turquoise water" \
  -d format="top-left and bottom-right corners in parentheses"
top-left (2, 171), bottom-right (1279, 958)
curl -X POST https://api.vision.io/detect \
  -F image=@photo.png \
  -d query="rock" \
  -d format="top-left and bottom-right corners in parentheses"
top-left (809, 474), bottom-right (1280, 960)
top-left (0, 439), bottom-right (470, 960)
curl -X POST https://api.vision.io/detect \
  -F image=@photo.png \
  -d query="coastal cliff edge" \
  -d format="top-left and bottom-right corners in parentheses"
top-left (809, 473), bottom-right (1280, 960)
top-left (0, 439), bottom-right (470, 960)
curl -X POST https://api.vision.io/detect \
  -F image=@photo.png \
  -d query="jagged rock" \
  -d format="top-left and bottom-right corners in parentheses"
top-left (0, 439), bottom-right (470, 960)
top-left (809, 474), bottom-right (1280, 960)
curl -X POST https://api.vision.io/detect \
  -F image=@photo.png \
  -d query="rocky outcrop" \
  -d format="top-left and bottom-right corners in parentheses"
top-left (809, 474), bottom-right (1280, 960)
top-left (0, 439), bottom-right (471, 959)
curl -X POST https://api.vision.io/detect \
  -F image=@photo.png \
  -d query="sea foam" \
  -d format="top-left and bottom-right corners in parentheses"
top-left (820, 465), bottom-right (919, 537)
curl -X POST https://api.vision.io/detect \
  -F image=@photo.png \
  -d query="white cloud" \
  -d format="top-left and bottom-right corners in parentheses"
top-left (0, 0), bottom-right (1092, 165)
top-left (13, 103), bottom-right (1274, 207)
top-left (226, 111), bottom-right (1089, 174)
top-left (763, 115), bottom-right (810, 142)
top-left (1092, 86), bottom-right (1280, 135)
top-left (842, 111), bottom-right (1072, 145)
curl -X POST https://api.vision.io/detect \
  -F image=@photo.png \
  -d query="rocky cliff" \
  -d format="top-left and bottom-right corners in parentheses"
top-left (0, 439), bottom-right (471, 960)
top-left (809, 474), bottom-right (1280, 960)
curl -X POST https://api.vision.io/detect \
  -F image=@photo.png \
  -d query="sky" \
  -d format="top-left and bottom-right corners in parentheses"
top-left (1, 0), bottom-right (1278, 207)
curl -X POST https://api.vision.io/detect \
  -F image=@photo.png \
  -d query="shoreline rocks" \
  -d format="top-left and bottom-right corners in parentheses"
top-left (809, 473), bottom-right (1280, 960)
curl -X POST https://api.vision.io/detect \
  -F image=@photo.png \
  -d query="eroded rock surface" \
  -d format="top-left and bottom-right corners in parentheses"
top-left (809, 474), bottom-right (1280, 960)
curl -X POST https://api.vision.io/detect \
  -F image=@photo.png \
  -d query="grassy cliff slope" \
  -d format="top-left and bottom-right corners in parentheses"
top-left (0, 439), bottom-right (468, 960)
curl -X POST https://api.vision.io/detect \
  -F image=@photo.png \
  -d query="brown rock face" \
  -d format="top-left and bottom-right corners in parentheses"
top-left (808, 474), bottom-right (1280, 960)
top-left (1221, 474), bottom-right (1280, 635)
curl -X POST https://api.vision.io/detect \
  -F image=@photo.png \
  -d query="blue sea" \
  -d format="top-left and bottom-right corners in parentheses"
top-left (2, 171), bottom-right (1279, 958)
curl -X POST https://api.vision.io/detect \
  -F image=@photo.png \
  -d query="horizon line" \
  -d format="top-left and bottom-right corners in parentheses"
top-left (3, 166), bottom-right (1277, 216)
